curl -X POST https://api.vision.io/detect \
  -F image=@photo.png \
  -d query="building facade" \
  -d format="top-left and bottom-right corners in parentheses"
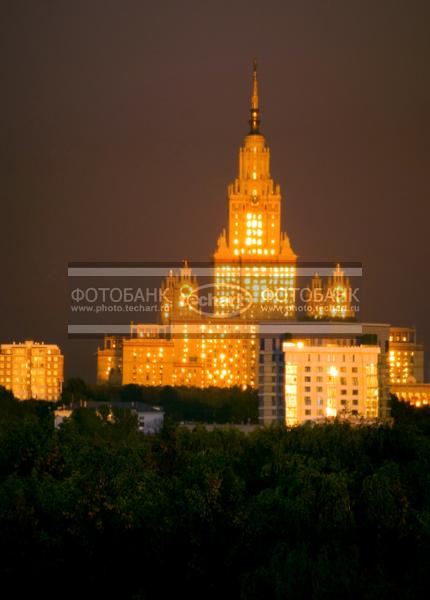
top-left (362, 322), bottom-right (391, 420)
top-left (258, 335), bottom-right (286, 425)
top-left (0, 340), bottom-right (64, 400)
top-left (283, 341), bottom-right (380, 426)
top-left (391, 383), bottom-right (430, 407)
top-left (388, 326), bottom-right (429, 409)
top-left (116, 321), bottom-right (257, 389)
top-left (258, 327), bottom-right (384, 426)
top-left (388, 326), bottom-right (424, 384)
top-left (97, 336), bottom-right (123, 385)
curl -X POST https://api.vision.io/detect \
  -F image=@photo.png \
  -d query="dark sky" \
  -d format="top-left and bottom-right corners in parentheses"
top-left (1, 0), bottom-right (429, 382)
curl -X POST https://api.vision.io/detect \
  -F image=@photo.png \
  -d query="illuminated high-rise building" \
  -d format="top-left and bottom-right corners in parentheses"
top-left (282, 341), bottom-right (380, 426)
top-left (95, 62), bottom-right (389, 425)
top-left (388, 326), bottom-right (424, 384)
top-left (258, 324), bottom-right (388, 425)
top-left (0, 340), bottom-right (64, 400)
top-left (98, 62), bottom-right (288, 388)
top-left (214, 60), bottom-right (297, 319)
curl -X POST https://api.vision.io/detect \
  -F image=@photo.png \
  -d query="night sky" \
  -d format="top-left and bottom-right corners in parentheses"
top-left (1, 0), bottom-right (429, 382)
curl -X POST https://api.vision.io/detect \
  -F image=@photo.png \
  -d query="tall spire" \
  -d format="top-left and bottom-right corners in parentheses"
top-left (249, 58), bottom-right (260, 134)
top-left (251, 58), bottom-right (259, 109)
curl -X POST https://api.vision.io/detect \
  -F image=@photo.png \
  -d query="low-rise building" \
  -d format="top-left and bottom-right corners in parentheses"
top-left (391, 383), bottom-right (430, 407)
top-left (54, 401), bottom-right (164, 433)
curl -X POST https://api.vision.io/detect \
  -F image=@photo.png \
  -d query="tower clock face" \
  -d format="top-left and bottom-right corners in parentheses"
top-left (334, 285), bottom-right (346, 302)
top-left (180, 284), bottom-right (193, 298)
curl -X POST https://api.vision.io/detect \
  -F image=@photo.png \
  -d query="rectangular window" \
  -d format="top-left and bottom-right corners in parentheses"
top-left (305, 409), bottom-right (311, 416)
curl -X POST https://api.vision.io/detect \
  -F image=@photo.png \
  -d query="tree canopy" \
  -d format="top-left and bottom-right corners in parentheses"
top-left (0, 387), bottom-right (429, 599)
top-left (62, 379), bottom-right (259, 424)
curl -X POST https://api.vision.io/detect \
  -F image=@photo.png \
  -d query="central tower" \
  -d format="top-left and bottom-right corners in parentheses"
top-left (214, 60), bottom-right (297, 319)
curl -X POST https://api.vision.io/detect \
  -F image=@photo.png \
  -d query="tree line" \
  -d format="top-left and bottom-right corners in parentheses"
top-left (62, 378), bottom-right (259, 423)
top-left (0, 386), bottom-right (430, 598)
